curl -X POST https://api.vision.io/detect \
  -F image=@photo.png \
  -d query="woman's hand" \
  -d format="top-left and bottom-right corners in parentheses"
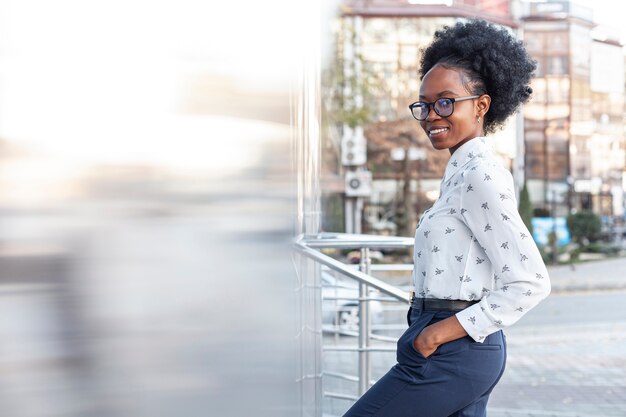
top-left (413, 326), bottom-right (439, 358)
top-left (412, 315), bottom-right (469, 358)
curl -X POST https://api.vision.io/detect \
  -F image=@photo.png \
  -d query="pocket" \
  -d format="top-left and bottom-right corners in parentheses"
top-left (469, 343), bottom-right (502, 351)
top-left (430, 336), bottom-right (467, 357)
top-left (409, 328), bottom-right (441, 359)
top-left (402, 312), bottom-right (435, 360)
top-left (410, 337), bottom-right (430, 359)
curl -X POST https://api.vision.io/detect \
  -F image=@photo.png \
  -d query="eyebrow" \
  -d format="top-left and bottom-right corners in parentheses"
top-left (419, 90), bottom-right (459, 99)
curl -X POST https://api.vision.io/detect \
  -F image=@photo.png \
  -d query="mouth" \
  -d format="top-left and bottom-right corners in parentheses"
top-left (428, 127), bottom-right (449, 137)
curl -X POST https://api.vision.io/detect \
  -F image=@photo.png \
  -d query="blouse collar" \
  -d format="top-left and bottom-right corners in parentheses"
top-left (442, 136), bottom-right (493, 183)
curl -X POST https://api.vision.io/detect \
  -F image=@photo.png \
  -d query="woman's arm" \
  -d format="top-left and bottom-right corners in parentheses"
top-left (413, 315), bottom-right (467, 357)
top-left (455, 162), bottom-right (551, 342)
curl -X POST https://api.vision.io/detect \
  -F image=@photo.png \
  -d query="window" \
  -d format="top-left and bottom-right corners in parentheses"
top-left (549, 56), bottom-right (568, 75)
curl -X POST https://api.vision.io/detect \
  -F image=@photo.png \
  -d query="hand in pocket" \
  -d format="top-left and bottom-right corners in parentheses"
top-left (412, 327), bottom-right (438, 358)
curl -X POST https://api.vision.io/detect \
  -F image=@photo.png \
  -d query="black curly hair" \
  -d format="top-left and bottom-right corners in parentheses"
top-left (419, 19), bottom-right (536, 135)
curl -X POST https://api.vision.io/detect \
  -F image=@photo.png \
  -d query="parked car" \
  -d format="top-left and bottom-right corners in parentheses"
top-left (321, 272), bottom-right (384, 331)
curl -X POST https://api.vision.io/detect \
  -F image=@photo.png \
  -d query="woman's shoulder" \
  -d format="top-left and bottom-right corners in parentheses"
top-left (462, 157), bottom-right (514, 197)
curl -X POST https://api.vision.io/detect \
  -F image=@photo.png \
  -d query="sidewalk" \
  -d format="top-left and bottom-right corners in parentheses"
top-left (546, 256), bottom-right (626, 293)
top-left (486, 257), bottom-right (626, 417)
top-left (487, 295), bottom-right (626, 417)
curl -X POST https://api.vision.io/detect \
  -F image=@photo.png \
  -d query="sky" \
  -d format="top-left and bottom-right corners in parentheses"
top-left (551, 0), bottom-right (626, 45)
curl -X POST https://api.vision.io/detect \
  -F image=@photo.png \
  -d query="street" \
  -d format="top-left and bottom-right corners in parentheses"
top-left (489, 289), bottom-right (626, 417)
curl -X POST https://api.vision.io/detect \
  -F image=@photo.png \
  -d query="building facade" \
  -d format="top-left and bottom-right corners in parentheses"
top-left (522, 0), bottom-right (625, 221)
top-left (322, 0), bottom-right (523, 237)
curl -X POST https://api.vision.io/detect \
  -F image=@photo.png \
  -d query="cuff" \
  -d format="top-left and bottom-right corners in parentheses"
top-left (455, 301), bottom-right (498, 343)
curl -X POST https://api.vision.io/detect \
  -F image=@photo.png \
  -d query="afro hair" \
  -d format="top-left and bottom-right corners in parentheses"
top-left (419, 19), bottom-right (536, 135)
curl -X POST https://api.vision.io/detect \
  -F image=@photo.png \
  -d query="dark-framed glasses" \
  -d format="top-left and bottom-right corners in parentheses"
top-left (409, 95), bottom-right (480, 121)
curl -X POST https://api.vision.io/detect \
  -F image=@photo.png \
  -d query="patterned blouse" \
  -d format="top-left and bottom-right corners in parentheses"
top-left (411, 136), bottom-right (551, 342)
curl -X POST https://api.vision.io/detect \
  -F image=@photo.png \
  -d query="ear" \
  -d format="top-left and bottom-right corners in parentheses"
top-left (476, 94), bottom-right (491, 118)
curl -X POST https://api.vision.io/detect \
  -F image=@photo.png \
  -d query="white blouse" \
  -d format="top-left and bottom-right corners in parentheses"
top-left (411, 136), bottom-right (551, 343)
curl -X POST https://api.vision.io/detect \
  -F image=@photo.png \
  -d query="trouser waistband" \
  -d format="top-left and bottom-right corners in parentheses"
top-left (410, 295), bottom-right (479, 312)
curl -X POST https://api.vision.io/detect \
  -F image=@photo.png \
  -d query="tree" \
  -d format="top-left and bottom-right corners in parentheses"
top-left (518, 181), bottom-right (534, 238)
top-left (567, 210), bottom-right (602, 245)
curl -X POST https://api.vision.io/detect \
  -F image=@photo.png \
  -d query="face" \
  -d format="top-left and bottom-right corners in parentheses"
top-left (417, 65), bottom-right (490, 155)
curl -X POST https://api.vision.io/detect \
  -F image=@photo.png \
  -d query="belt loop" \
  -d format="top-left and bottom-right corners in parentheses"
top-left (411, 296), bottom-right (423, 311)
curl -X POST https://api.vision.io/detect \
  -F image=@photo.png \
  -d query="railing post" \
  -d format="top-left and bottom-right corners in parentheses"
top-left (358, 247), bottom-right (371, 395)
top-left (294, 235), bottom-right (412, 408)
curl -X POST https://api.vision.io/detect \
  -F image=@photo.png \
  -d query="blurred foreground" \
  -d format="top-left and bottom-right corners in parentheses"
top-left (0, 1), bottom-right (301, 416)
top-left (0, 140), bottom-right (297, 417)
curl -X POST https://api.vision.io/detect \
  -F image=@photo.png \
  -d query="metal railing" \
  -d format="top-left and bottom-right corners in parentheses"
top-left (294, 232), bottom-right (414, 408)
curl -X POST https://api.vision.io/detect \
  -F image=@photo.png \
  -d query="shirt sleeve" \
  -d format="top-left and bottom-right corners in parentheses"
top-left (454, 161), bottom-right (551, 342)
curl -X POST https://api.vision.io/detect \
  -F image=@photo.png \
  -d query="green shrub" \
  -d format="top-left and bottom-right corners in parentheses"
top-left (518, 182), bottom-right (534, 237)
top-left (582, 242), bottom-right (621, 255)
top-left (322, 193), bottom-right (345, 232)
top-left (567, 210), bottom-right (602, 244)
top-left (534, 207), bottom-right (551, 217)
top-left (583, 242), bottom-right (603, 253)
top-left (568, 245), bottom-right (581, 262)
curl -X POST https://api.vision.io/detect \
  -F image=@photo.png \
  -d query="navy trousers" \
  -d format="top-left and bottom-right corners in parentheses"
top-left (342, 306), bottom-right (507, 417)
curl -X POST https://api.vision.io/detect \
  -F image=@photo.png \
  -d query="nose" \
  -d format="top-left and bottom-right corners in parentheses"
top-left (424, 104), bottom-right (440, 122)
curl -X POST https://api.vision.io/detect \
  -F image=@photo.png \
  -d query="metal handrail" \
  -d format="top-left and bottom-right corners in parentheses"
top-left (324, 264), bottom-right (414, 271)
top-left (294, 233), bottom-right (413, 403)
top-left (293, 240), bottom-right (409, 302)
top-left (302, 232), bottom-right (414, 249)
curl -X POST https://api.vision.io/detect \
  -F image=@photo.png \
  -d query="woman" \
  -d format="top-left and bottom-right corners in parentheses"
top-left (343, 19), bottom-right (551, 417)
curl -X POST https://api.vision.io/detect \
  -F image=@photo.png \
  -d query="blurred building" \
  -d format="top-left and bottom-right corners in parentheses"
top-left (323, 0), bottom-right (626, 238)
top-left (322, 0), bottom-right (524, 237)
top-left (521, 0), bottom-right (625, 220)
top-left (590, 31), bottom-right (625, 219)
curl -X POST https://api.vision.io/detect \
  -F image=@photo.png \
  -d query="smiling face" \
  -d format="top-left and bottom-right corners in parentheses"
top-left (418, 64), bottom-right (490, 155)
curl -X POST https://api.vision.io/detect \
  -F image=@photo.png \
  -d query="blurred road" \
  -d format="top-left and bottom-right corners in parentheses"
top-left (488, 289), bottom-right (626, 417)
top-left (548, 256), bottom-right (626, 293)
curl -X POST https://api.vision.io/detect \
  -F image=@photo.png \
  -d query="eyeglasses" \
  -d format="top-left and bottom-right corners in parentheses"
top-left (408, 95), bottom-right (480, 121)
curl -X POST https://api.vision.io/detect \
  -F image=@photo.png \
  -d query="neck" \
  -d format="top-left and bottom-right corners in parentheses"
top-left (449, 134), bottom-right (484, 155)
